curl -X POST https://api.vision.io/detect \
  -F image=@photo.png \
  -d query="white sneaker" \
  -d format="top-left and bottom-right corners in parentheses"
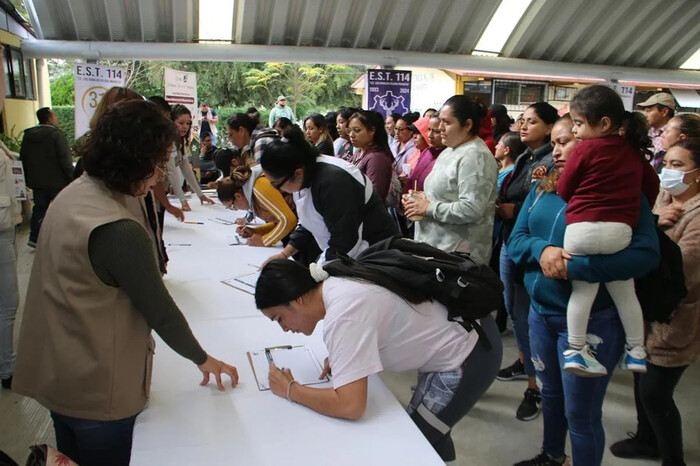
top-left (563, 344), bottom-right (608, 377)
top-left (620, 345), bottom-right (647, 372)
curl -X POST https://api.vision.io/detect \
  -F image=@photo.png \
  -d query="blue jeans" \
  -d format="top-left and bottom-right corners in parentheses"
top-left (529, 307), bottom-right (624, 466)
top-left (500, 246), bottom-right (533, 375)
top-left (51, 411), bottom-right (138, 466)
top-left (0, 227), bottom-right (18, 379)
top-left (29, 188), bottom-right (61, 243)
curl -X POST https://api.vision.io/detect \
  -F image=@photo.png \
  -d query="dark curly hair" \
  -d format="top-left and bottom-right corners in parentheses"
top-left (81, 100), bottom-right (177, 195)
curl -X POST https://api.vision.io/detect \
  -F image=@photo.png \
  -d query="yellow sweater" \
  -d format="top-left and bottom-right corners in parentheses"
top-left (252, 176), bottom-right (297, 246)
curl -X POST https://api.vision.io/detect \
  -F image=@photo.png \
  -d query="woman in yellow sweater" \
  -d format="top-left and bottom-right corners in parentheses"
top-left (218, 165), bottom-right (297, 247)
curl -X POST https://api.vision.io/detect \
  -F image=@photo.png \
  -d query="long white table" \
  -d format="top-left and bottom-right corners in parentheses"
top-left (131, 199), bottom-right (443, 465)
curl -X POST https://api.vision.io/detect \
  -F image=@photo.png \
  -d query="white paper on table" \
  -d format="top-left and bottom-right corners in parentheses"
top-left (208, 217), bottom-right (237, 225)
top-left (247, 346), bottom-right (329, 391)
top-left (221, 270), bottom-right (260, 294)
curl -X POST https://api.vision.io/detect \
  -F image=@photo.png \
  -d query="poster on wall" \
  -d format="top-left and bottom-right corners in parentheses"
top-left (164, 67), bottom-right (198, 128)
top-left (74, 64), bottom-right (127, 139)
top-left (366, 70), bottom-right (412, 118)
top-left (11, 161), bottom-right (26, 201)
top-left (610, 83), bottom-right (636, 111)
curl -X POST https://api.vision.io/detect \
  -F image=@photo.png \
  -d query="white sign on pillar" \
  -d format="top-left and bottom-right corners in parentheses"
top-left (164, 67), bottom-right (198, 124)
top-left (73, 64), bottom-right (127, 139)
top-left (610, 83), bottom-right (636, 111)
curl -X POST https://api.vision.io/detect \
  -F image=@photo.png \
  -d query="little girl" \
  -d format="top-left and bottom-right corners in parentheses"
top-left (558, 85), bottom-right (659, 377)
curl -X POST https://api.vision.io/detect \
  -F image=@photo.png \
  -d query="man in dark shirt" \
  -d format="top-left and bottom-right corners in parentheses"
top-left (20, 107), bottom-right (73, 248)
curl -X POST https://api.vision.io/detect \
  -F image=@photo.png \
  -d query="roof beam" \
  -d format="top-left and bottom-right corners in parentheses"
top-left (21, 40), bottom-right (700, 88)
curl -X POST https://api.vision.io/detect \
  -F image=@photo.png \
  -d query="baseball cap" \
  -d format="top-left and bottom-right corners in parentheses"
top-left (637, 92), bottom-right (676, 110)
top-left (277, 95), bottom-right (287, 101)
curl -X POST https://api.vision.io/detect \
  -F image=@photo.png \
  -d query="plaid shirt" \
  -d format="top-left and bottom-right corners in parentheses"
top-left (649, 125), bottom-right (666, 173)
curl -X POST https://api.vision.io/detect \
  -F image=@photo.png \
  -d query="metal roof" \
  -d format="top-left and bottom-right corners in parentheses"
top-left (20, 0), bottom-right (700, 87)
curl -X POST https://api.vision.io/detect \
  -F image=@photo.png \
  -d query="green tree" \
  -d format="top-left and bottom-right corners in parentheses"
top-left (50, 73), bottom-right (74, 106)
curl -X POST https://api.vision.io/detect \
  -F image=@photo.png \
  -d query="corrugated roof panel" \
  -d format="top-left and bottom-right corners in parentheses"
top-left (325, 0), bottom-right (352, 47)
top-left (547, 0), bottom-right (617, 63)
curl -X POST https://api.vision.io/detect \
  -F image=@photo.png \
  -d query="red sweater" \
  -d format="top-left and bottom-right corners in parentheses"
top-left (558, 136), bottom-right (659, 227)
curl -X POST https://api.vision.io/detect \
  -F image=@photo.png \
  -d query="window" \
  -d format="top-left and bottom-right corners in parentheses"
top-left (3, 46), bottom-right (34, 99)
top-left (493, 79), bottom-right (548, 106)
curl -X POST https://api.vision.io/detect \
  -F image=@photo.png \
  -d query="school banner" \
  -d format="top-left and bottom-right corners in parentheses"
top-left (610, 83), bottom-right (636, 111)
top-left (164, 67), bottom-right (198, 123)
top-left (366, 70), bottom-right (411, 118)
top-left (11, 161), bottom-right (26, 201)
top-left (73, 64), bottom-right (126, 139)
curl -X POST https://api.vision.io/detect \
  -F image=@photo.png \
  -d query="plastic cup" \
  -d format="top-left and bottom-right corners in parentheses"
top-left (407, 192), bottom-right (425, 222)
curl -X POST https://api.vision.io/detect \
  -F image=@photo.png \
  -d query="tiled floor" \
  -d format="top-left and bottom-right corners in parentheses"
top-left (1, 224), bottom-right (698, 465)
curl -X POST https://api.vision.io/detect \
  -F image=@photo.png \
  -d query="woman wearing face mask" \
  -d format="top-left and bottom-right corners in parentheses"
top-left (260, 126), bottom-right (397, 265)
top-left (166, 105), bottom-right (215, 211)
top-left (610, 138), bottom-right (700, 466)
top-left (216, 165), bottom-right (297, 247)
top-left (509, 115), bottom-right (659, 466)
top-left (12, 101), bottom-right (238, 466)
top-left (494, 102), bottom-right (559, 422)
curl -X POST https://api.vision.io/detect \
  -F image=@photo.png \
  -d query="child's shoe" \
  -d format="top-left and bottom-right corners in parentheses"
top-left (620, 345), bottom-right (647, 372)
top-left (563, 344), bottom-right (608, 377)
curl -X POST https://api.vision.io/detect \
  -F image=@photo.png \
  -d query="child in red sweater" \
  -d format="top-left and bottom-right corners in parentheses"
top-left (558, 85), bottom-right (659, 377)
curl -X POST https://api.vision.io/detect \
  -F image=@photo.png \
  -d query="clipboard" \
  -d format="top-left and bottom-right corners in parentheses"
top-left (246, 345), bottom-right (329, 391)
top-left (221, 270), bottom-right (260, 295)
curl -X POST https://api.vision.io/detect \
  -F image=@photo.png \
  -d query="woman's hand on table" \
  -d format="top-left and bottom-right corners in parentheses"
top-left (319, 357), bottom-right (332, 379)
top-left (180, 199), bottom-right (192, 211)
top-left (496, 201), bottom-right (515, 220)
top-left (165, 204), bottom-right (185, 222)
top-left (236, 225), bottom-right (255, 238)
top-left (200, 195), bottom-right (215, 205)
top-left (263, 252), bottom-right (289, 267)
top-left (657, 204), bottom-right (683, 228)
top-left (235, 217), bottom-right (247, 226)
top-left (402, 190), bottom-right (429, 218)
top-left (246, 234), bottom-right (265, 247)
top-left (539, 246), bottom-right (572, 280)
top-left (268, 365), bottom-right (295, 399)
top-left (198, 354), bottom-right (239, 391)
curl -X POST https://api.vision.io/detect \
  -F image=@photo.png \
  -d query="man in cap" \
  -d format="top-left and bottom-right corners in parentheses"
top-left (268, 95), bottom-right (296, 127)
top-left (637, 92), bottom-right (677, 172)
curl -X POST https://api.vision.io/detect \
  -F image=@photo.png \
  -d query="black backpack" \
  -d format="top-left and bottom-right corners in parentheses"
top-left (635, 225), bottom-right (687, 323)
top-left (354, 236), bottom-right (504, 349)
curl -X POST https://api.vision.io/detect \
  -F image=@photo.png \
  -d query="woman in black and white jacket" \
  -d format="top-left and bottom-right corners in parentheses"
top-left (261, 127), bottom-right (397, 265)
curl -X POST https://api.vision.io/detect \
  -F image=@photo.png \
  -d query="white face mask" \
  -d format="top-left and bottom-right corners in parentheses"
top-left (660, 167), bottom-right (700, 196)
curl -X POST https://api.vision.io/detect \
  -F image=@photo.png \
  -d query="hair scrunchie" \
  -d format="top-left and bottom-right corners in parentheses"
top-left (309, 262), bottom-right (329, 283)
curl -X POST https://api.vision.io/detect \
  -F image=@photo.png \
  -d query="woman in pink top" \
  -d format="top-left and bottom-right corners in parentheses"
top-left (347, 110), bottom-right (394, 204)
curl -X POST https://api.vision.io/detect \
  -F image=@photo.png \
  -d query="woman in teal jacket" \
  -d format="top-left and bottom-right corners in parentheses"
top-left (507, 116), bottom-right (660, 466)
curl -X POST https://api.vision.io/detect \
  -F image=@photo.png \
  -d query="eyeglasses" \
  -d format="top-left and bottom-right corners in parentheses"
top-left (271, 175), bottom-right (290, 190)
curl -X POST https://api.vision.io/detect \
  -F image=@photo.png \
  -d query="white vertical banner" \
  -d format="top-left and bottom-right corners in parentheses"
top-left (610, 83), bottom-right (636, 111)
top-left (11, 161), bottom-right (26, 201)
top-left (73, 64), bottom-right (127, 139)
top-left (164, 67), bottom-right (198, 123)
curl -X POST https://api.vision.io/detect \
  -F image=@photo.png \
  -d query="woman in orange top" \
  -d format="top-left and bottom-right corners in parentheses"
top-left (217, 165), bottom-right (297, 247)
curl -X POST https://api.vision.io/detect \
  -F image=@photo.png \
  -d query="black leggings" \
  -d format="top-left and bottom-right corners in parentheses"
top-left (634, 362), bottom-right (688, 466)
top-left (408, 316), bottom-right (503, 463)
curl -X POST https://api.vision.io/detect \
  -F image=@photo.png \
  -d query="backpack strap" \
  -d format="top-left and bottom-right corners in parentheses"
top-left (457, 319), bottom-right (492, 352)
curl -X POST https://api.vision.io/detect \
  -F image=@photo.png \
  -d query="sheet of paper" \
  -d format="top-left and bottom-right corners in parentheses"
top-left (247, 346), bottom-right (328, 391)
top-left (221, 270), bottom-right (260, 295)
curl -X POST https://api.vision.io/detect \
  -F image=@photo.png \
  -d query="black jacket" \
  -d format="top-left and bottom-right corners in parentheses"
top-left (289, 161), bottom-right (397, 261)
top-left (500, 143), bottom-right (554, 242)
top-left (20, 125), bottom-right (73, 190)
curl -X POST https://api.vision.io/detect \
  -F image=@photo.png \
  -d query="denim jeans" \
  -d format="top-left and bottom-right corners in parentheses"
top-left (51, 411), bottom-right (138, 466)
top-left (529, 307), bottom-right (624, 466)
top-left (0, 227), bottom-right (18, 379)
top-left (500, 245), bottom-right (533, 375)
top-left (29, 187), bottom-right (61, 243)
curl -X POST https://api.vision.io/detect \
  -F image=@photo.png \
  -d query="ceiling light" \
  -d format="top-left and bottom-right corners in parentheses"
top-left (679, 47), bottom-right (700, 70)
top-left (474, 0), bottom-right (533, 54)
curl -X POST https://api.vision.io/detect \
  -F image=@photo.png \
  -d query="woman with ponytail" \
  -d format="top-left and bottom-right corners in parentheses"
top-left (217, 165), bottom-right (297, 247)
top-left (255, 258), bottom-right (501, 465)
top-left (557, 84), bottom-right (660, 377)
top-left (260, 126), bottom-right (396, 265)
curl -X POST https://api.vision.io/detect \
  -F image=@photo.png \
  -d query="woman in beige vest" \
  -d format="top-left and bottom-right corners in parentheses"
top-left (13, 100), bottom-right (238, 466)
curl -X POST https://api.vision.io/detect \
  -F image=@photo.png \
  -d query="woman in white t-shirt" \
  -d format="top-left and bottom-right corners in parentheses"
top-left (255, 258), bottom-right (502, 464)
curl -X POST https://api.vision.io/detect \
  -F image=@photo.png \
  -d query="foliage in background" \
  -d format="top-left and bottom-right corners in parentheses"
top-left (52, 106), bottom-right (75, 142)
top-left (0, 126), bottom-right (23, 152)
top-left (49, 74), bottom-right (74, 106)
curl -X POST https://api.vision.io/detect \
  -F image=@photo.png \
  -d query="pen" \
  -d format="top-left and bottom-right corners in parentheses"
top-left (184, 221), bottom-right (204, 224)
top-left (167, 243), bottom-right (191, 246)
top-left (265, 348), bottom-right (275, 366)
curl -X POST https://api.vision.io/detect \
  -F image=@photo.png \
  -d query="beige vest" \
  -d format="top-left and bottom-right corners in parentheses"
top-left (14, 174), bottom-right (157, 420)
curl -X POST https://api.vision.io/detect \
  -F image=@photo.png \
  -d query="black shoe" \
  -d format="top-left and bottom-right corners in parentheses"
top-left (610, 432), bottom-right (660, 459)
top-left (514, 451), bottom-right (566, 466)
top-left (497, 358), bottom-right (528, 381)
top-left (516, 388), bottom-right (542, 421)
top-left (1, 376), bottom-right (11, 389)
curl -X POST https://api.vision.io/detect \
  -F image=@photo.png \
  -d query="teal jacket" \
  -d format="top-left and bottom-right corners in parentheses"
top-left (506, 186), bottom-right (659, 316)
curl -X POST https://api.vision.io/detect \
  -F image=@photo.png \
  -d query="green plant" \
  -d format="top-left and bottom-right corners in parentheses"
top-left (0, 125), bottom-right (24, 152)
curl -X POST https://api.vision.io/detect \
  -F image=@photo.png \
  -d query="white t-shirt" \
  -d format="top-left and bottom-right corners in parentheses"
top-left (322, 277), bottom-right (479, 389)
